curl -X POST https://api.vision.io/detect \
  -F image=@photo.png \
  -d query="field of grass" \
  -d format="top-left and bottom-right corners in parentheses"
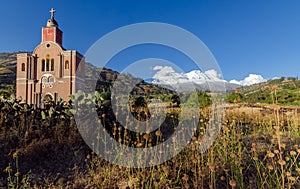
top-left (0, 91), bottom-right (299, 189)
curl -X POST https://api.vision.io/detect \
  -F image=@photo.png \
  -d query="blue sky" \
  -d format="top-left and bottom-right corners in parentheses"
top-left (0, 0), bottom-right (299, 81)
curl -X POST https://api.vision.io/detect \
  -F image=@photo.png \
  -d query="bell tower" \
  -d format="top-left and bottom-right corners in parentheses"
top-left (41, 8), bottom-right (63, 46)
top-left (16, 8), bottom-right (85, 106)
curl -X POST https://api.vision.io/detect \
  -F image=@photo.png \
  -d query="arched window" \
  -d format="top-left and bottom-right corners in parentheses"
top-left (65, 60), bottom-right (70, 70)
top-left (46, 59), bottom-right (50, 71)
top-left (48, 77), bottom-right (54, 83)
top-left (41, 59), bottom-right (45, 72)
top-left (50, 59), bottom-right (54, 71)
top-left (41, 77), bottom-right (47, 83)
top-left (44, 54), bottom-right (50, 71)
top-left (21, 63), bottom-right (25, 71)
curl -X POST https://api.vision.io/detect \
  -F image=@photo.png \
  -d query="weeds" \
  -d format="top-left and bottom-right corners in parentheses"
top-left (4, 151), bottom-right (31, 189)
top-left (1, 92), bottom-right (300, 188)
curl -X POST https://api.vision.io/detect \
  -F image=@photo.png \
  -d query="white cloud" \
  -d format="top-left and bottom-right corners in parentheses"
top-left (272, 76), bottom-right (280, 80)
top-left (152, 66), bottom-right (189, 85)
top-left (229, 74), bottom-right (266, 86)
top-left (229, 79), bottom-right (241, 85)
top-left (153, 65), bottom-right (164, 70)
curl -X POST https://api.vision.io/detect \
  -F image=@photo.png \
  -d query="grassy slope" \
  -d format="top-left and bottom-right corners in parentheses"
top-left (231, 78), bottom-right (300, 105)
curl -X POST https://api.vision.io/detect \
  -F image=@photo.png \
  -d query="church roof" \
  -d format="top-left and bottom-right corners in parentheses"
top-left (46, 18), bottom-right (58, 27)
top-left (46, 8), bottom-right (58, 27)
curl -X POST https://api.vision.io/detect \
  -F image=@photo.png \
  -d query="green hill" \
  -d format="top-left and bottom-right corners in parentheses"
top-left (227, 77), bottom-right (300, 105)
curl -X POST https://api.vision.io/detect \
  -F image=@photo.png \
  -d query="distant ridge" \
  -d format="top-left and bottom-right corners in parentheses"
top-left (2, 52), bottom-right (296, 97)
top-left (0, 52), bottom-right (174, 96)
top-left (0, 52), bottom-right (19, 90)
top-left (228, 77), bottom-right (300, 105)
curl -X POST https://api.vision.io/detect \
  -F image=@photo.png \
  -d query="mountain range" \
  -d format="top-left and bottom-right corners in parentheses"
top-left (0, 52), bottom-right (271, 93)
top-left (152, 66), bottom-right (240, 91)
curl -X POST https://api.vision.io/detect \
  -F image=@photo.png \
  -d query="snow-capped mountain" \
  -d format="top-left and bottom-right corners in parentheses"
top-left (152, 66), bottom-right (224, 84)
top-left (152, 66), bottom-right (266, 92)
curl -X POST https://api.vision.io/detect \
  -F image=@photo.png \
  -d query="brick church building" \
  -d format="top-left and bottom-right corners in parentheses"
top-left (16, 8), bottom-right (85, 105)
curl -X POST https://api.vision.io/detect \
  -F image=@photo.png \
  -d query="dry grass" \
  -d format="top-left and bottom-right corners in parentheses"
top-left (1, 103), bottom-right (300, 188)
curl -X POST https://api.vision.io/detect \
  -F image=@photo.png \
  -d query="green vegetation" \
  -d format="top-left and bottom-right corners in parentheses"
top-left (180, 90), bottom-right (212, 108)
top-left (0, 91), bottom-right (299, 188)
top-left (0, 89), bottom-right (11, 99)
top-left (227, 77), bottom-right (300, 105)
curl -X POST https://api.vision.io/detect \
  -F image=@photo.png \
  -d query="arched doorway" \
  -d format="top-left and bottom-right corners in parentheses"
top-left (42, 93), bottom-right (53, 103)
top-left (41, 93), bottom-right (54, 109)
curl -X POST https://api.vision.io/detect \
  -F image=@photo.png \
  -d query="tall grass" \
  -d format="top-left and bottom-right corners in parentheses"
top-left (1, 92), bottom-right (299, 188)
top-left (85, 103), bottom-right (300, 188)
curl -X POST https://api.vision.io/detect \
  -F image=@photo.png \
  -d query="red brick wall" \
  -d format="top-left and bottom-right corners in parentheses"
top-left (17, 24), bottom-right (84, 104)
top-left (42, 27), bottom-right (62, 45)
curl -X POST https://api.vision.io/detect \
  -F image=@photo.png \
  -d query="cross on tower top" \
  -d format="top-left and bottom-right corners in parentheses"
top-left (50, 8), bottom-right (55, 19)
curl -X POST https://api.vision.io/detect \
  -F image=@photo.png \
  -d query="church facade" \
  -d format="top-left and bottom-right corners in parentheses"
top-left (16, 8), bottom-right (85, 105)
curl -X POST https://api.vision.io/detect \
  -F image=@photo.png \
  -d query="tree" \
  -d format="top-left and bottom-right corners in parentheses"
top-left (226, 92), bottom-right (243, 103)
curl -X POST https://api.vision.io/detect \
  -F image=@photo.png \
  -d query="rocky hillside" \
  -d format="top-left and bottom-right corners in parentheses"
top-left (85, 63), bottom-right (174, 96)
top-left (1, 52), bottom-right (299, 103)
top-left (0, 52), bottom-right (19, 90)
top-left (0, 52), bottom-right (174, 96)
